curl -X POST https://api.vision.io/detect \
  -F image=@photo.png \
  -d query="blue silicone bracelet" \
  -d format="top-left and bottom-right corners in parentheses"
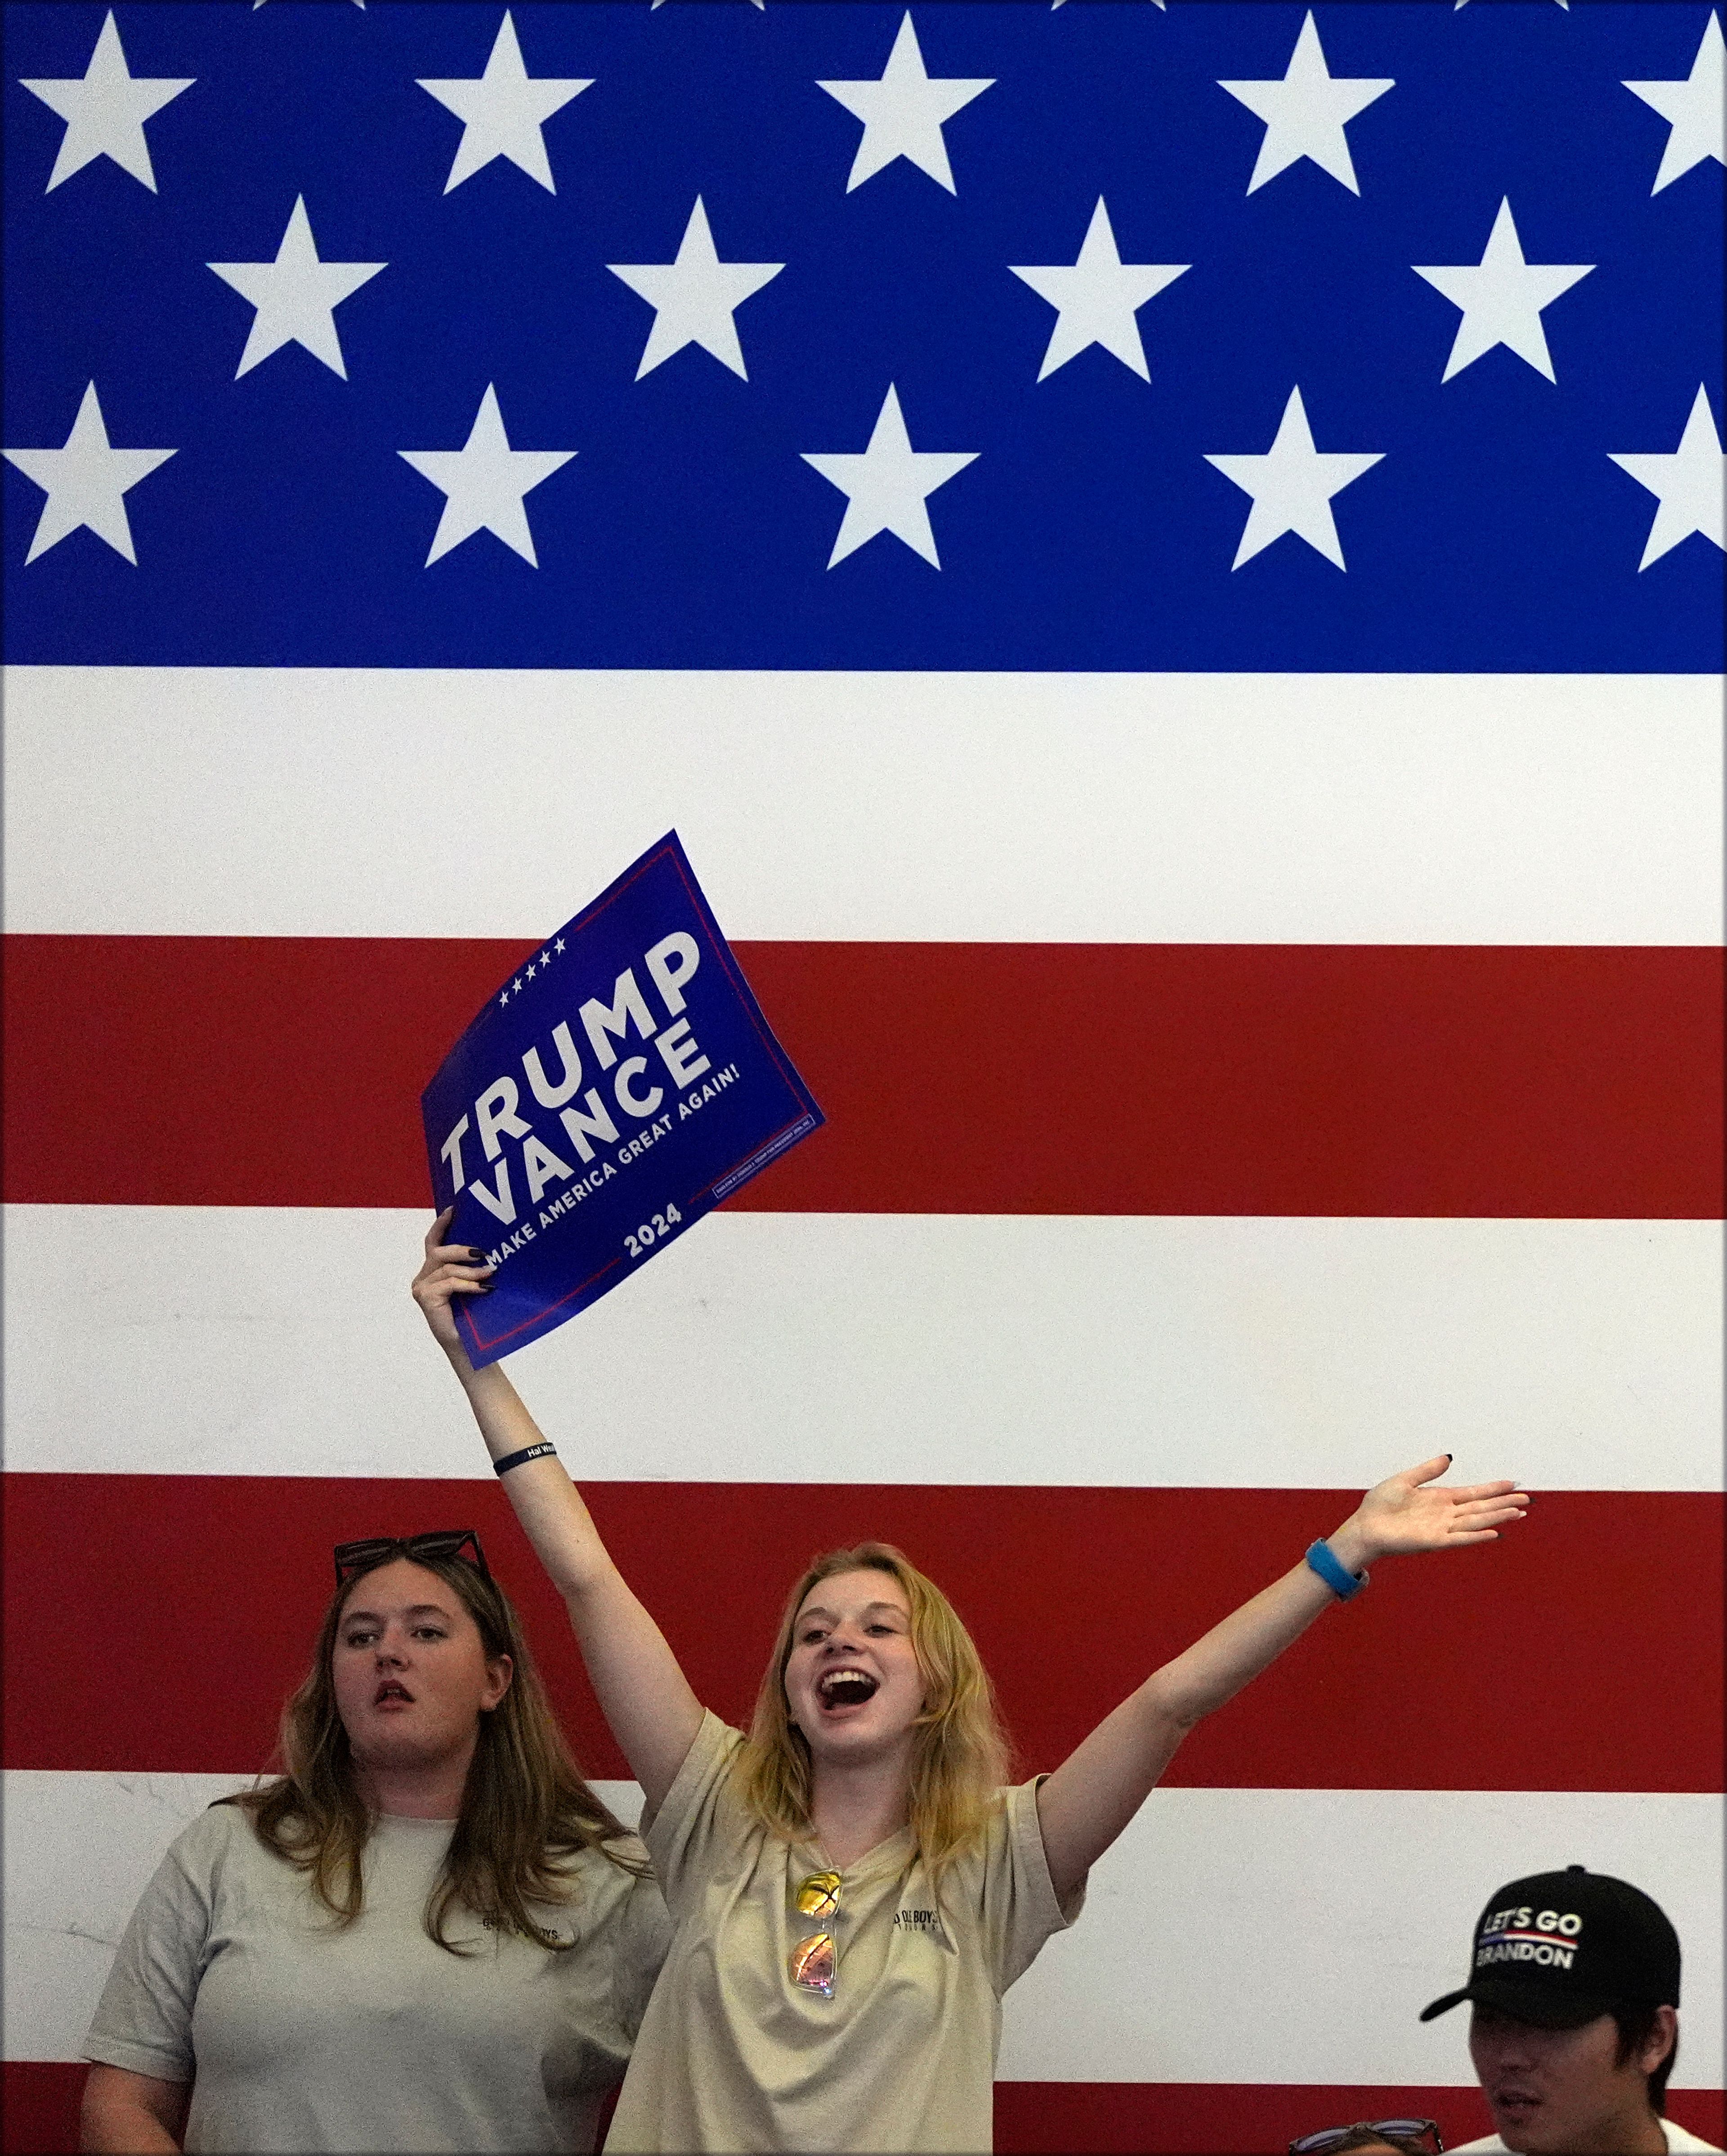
top-left (1305, 1538), bottom-right (1368, 1601)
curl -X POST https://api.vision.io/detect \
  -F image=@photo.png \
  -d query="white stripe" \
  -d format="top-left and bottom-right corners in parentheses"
top-left (4, 1207), bottom-right (1718, 1490)
top-left (1000, 1785), bottom-right (1724, 2088)
top-left (4, 669), bottom-right (1719, 944)
top-left (7, 1771), bottom-right (1720, 2088)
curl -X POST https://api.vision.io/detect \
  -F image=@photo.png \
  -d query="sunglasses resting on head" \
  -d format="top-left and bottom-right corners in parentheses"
top-left (333, 1530), bottom-right (492, 1587)
top-left (1289, 2121), bottom-right (1443, 2156)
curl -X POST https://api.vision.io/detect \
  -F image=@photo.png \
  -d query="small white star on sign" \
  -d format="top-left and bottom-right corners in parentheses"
top-left (1412, 197), bottom-right (1592, 383)
top-left (4, 381), bottom-right (176, 564)
top-left (1623, 13), bottom-right (1724, 196)
top-left (500, 990), bottom-right (510, 1008)
top-left (19, 10), bottom-right (194, 194)
top-left (207, 195), bottom-right (385, 380)
top-left (1205, 385), bottom-right (1382, 571)
top-left (416, 11), bottom-right (592, 196)
top-left (554, 937), bottom-right (566, 954)
top-left (802, 383), bottom-right (977, 569)
top-left (540, 950), bottom-right (552, 965)
top-left (1609, 384), bottom-right (1726, 571)
top-left (817, 12), bottom-right (993, 195)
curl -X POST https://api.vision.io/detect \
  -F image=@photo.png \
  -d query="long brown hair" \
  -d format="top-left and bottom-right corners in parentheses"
top-left (232, 1549), bottom-right (640, 1953)
top-left (736, 1542), bottom-right (1009, 1882)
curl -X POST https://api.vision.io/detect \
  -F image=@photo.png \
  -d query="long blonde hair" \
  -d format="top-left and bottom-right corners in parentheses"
top-left (231, 1549), bottom-right (642, 1953)
top-left (737, 1542), bottom-right (1009, 1880)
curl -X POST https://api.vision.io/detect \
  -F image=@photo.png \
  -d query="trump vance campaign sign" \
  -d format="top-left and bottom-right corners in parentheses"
top-left (422, 832), bottom-right (822, 1364)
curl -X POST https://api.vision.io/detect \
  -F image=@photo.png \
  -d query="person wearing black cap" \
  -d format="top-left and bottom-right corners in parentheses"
top-left (1421, 1865), bottom-right (1719, 2155)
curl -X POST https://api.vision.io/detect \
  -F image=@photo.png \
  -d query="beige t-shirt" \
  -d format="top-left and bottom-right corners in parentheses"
top-left (83, 1800), bottom-right (672, 2155)
top-left (606, 1712), bottom-right (1084, 2155)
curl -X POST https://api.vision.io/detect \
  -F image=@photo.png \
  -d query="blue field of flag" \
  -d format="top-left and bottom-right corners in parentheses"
top-left (4, 1), bottom-right (1720, 671)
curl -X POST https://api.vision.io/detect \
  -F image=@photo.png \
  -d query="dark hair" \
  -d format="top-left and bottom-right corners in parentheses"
top-left (1613, 2001), bottom-right (1678, 2116)
top-left (227, 1547), bottom-right (642, 1952)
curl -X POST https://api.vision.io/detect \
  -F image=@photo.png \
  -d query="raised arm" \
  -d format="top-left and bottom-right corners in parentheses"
top-left (412, 1213), bottom-right (703, 1813)
top-left (1034, 1456), bottom-right (1529, 1901)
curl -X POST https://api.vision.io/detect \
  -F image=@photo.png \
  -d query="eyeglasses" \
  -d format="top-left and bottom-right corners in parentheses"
top-left (1289, 2123), bottom-right (1443, 2156)
top-left (787, 1871), bottom-right (841, 1997)
top-left (332, 1530), bottom-right (492, 1589)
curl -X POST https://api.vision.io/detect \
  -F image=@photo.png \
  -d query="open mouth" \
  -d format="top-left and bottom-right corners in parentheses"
top-left (817, 1669), bottom-right (879, 1712)
top-left (374, 1680), bottom-right (414, 1706)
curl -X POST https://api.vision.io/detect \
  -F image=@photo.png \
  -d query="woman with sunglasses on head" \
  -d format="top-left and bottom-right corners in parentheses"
top-left (415, 1213), bottom-right (1529, 2156)
top-left (80, 1527), bottom-right (671, 2154)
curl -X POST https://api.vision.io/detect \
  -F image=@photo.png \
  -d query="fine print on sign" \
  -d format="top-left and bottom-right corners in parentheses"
top-left (421, 833), bottom-right (823, 1366)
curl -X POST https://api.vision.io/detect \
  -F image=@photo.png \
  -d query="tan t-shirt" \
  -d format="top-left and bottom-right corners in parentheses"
top-left (606, 1712), bottom-right (1084, 2155)
top-left (83, 1801), bottom-right (672, 2155)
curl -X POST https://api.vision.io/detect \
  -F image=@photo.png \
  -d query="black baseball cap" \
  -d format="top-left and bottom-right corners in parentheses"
top-left (1421, 1866), bottom-right (1681, 2029)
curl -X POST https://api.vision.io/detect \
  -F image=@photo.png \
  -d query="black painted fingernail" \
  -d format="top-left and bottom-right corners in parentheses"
top-left (1445, 1452), bottom-right (1454, 1462)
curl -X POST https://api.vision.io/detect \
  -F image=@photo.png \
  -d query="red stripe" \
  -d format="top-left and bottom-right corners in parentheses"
top-left (6, 2067), bottom-right (1720, 2156)
top-left (4, 938), bottom-right (1720, 1215)
top-left (4, 1477), bottom-right (1718, 1790)
top-left (2, 2069), bottom-right (83, 2156)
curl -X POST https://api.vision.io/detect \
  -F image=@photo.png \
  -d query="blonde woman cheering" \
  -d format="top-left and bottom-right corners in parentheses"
top-left (81, 1532), bottom-right (670, 2154)
top-left (415, 1214), bottom-right (1528, 2156)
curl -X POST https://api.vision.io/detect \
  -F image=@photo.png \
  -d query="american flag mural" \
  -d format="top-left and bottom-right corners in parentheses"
top-left (2, 2), bottom-right (1722, 2150)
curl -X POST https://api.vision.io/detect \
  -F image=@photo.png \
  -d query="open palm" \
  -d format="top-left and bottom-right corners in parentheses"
top-left (1356, 1454), bottom-right (1528, 1558)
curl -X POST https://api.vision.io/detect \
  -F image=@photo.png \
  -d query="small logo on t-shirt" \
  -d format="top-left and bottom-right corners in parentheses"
top-left (894, 1907), bottom-right (940, 1933)
top-left (481, 1914), bottom-right (571, 1946)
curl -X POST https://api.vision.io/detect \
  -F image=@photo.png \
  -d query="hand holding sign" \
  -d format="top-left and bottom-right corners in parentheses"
top-left (411, 1210), bottom-right (492, 1355)
top-left (421, 833), bottom-right (823, 1366)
